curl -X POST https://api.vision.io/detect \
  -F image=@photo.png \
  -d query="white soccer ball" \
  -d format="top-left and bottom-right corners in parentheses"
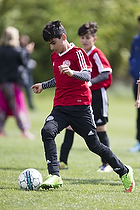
top-left (18, 168), bottom-right (43, 191)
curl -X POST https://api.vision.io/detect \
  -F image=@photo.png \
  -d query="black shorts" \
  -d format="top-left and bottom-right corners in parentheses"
top-left (91, 88), bottom-right (108, 126)
top-left (43, 105), bottom-right (97, 140)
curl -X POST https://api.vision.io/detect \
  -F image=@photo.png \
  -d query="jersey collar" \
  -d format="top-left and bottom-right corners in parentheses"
top-left (87, 45), bottom-right (96, 56)
top-left (58, 43), bottom-right (75, 56)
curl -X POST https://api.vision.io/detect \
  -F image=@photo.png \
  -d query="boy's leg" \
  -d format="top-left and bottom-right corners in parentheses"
top-left (75, 121), bottom-right (127, 177)
top-left (41, 119), bottom-right (62, 189)
top-left (40, 107), bottom-right (69, 189)
top-left (97, 130), bottom-right (113, 172)
top-left (97, 130), bottom-right (110, 164)
top-left (42, 122), bottom-right (59, 177)
top-left (92, 88), bottom-right (112, 170)
top-left (70, 105), bottom-right (135, 192)
top-left (59, 127), bottom-right (74, 169)
top-left (85, 135), bottom-right (127, 176)
top-left (85, 136), bottom-right (135, 192)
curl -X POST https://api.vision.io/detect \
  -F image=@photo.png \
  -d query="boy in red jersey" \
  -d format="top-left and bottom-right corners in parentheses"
top-left (31, 20), bottom-right (135, 192)
top-left (59, 21), bottom-right (113, 172)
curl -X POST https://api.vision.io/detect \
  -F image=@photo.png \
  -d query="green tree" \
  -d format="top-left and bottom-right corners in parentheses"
top-left (0, 0), bottom-right (140, 82)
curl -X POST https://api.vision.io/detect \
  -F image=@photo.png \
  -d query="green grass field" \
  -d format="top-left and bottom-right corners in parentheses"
top-left (0, 84), bottom-right (140, 210)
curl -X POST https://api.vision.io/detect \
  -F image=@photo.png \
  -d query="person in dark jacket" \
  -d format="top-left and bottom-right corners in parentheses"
top-left (129, 15), bottom-right (140, 152)
top-left (0, 26), bottom-right (34, 139)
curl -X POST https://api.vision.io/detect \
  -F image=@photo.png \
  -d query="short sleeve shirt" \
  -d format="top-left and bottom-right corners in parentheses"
top-left (51, 43), bottom-right (92, 107)
top-left (87, 45), bottom-right (112, 90)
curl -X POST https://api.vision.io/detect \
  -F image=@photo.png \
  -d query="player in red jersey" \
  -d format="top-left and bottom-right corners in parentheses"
top-left (59, 21), bottom-right (112, 172)
top-left (31, 20), bottom-right (134, 192)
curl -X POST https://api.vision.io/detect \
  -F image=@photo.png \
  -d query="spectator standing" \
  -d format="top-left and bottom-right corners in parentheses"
top-left (129, 15), bottom-right (140, 152)
top-left (0, 26), bottom-right (34, 139)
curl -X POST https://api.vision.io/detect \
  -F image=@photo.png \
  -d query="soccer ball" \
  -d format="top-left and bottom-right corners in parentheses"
top-left (18, 168), bottom-right (43, 191)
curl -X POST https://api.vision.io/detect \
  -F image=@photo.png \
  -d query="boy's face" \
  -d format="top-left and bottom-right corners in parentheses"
top-left (48, 35), bottom-right (66, 54)
top-left (79, 33), bottom-right (97, 53)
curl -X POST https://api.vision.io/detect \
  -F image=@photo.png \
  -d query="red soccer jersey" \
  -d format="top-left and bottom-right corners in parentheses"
top-left (87, 45), bottom-right (112, 90)
top-left (51, 43), bottom-right (92, 107)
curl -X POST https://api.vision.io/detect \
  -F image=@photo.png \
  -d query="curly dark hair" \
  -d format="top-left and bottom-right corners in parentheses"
top-left (42, 20), bottom-right (67, 42)
top-left (78, 21), bottom-right (98, 37)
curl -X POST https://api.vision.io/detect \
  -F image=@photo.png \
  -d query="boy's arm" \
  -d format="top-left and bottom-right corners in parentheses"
top-left (42, 78), bottom-right (56, 89)
top-left (72, 69), bottom-right (91, 81)
top-left (135, 79), bottom-right (140, 108)
top-left (90, 71), bottom-right (110, 84)
top-left (59, 65), bottom-right (91, 81)
top-left (31, 78), bottom-right (56, 94)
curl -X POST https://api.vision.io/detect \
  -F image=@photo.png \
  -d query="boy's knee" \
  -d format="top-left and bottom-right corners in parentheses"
top-left (41, 121), bottom-right (58, 141)
top-left (86, 134), bottom-right (101, 153)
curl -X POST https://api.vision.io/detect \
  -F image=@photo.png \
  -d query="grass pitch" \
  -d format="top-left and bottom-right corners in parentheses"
top-left (0, 84), bottom-right (140, 210)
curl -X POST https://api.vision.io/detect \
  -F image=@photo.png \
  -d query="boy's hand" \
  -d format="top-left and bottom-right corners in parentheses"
top-left (88, 81), bottom-right (92, 87)
top-left (59, 65), bottom-right (73, 77)
top-left (137, 79), bottom-right (140, 84)
top-left (135, 100), bottom-right (140, 108)
top-left (31, 83), bottom-right (43, 94)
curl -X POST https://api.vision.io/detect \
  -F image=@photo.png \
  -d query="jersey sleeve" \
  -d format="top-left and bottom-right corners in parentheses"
top-left (75, 48), bottom-right (92, 72)
top-left (93, 49), bottom-right (112, 73)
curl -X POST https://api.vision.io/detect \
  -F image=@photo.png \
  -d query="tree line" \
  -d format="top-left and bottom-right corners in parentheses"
top-left (0, 0), bottom-right (140, 83)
